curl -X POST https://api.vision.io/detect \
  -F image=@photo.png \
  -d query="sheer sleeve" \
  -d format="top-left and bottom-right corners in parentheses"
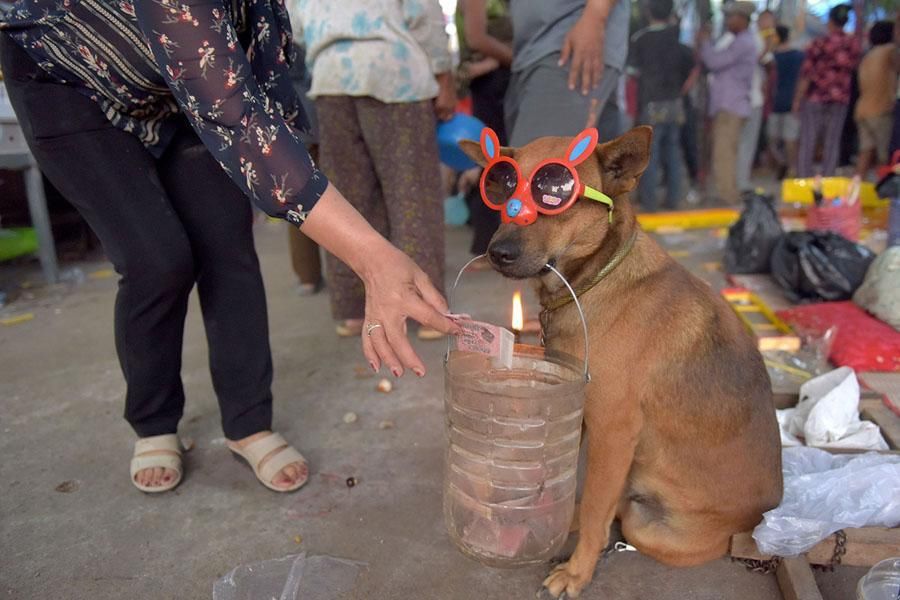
top-left (135, 0), bottom-right (327, 227)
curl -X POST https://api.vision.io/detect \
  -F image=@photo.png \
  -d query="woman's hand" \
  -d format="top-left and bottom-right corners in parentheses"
top-left (359, 246), bottom-right (458, 377)
top-left (300, 184), bottom-right (458, 377)
top-left (434, 71), bottom-right (457, 121)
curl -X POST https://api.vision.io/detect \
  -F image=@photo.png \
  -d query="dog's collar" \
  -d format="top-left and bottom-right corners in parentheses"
top-left (541, 229), bottom-right (639, 315)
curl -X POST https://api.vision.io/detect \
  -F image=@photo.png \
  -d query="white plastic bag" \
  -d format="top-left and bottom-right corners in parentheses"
top-left (853, 246), bottom-right (900, 331)
top-left (753, 447), bottom-right (900, 556)
top-left (212, 553), bottom-right (365, 600)
top-left (777, 367), bottom-right (888, 450)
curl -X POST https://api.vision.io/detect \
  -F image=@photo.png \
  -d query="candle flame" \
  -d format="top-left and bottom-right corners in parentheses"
top-left (511, 291), bottom-right (524, 332)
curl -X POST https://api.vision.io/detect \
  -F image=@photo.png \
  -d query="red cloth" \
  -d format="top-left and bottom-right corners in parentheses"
top-left (777, 302), bottom-right (900, 372)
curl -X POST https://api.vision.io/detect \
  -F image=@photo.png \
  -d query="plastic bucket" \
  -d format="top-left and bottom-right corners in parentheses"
top-left (442, 258), bottom-right (589, 567)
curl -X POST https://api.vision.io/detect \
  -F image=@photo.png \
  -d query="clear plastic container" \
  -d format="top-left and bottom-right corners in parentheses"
top-left (857, 557), bottom-right (900, 600)
top-left (443, 344), bottom-right (585, 567)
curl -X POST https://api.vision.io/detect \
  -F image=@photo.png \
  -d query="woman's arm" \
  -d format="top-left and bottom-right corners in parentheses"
top-left (461, 0), bottom-right (513, 67)
top-left (302, 184), bottom-right (459, 376)
top-left (135, 0), bottom-right (325, 224)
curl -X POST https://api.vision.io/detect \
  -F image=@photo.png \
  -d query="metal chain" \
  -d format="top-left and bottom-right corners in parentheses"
top-left (732, 556), bottom-right (782, 574)
top-left (812, 529), bottom-right (847, 572)
top-left (733, 529), bottom-right (847, 575)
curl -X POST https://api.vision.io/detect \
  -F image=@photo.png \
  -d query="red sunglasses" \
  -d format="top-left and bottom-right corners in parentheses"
top-left (478, 127), bottom-right (613, 226)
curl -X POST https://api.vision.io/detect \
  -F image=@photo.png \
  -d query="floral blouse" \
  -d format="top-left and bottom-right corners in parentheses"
top-left (800, 31), bottom-right (862, 106)
top-left (1, 0), bottom-right (327, 226)
top-left (292, 0), bottom-right (451, 103)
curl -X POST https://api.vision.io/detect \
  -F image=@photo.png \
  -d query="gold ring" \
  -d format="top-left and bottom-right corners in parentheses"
top-left (366, 322), bottom-right (383, 336)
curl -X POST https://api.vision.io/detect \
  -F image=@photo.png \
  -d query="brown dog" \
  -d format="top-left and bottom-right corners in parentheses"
top-left (460, 128), bottom-right (783, 598)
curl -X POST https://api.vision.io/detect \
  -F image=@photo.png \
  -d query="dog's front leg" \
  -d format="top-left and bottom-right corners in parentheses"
top-left (543, 407), bottom-right (641, 598)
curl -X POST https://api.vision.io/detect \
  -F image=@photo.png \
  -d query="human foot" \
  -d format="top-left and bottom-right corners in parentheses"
top-left (335, 319), bottom-right (364, 337)
top-left (131, 434), bottom-right (182, 493)
top-left (227, 431), bottom-right (309, 492)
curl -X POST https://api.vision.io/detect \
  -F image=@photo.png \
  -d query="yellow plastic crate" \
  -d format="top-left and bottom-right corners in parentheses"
top-left (781, 177), bottom-right (887, 208)
top-left (637, 208), bottom-right (740, 231)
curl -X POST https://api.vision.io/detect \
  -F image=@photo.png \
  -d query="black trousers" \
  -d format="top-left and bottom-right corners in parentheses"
top-left (1, 33), bottom-right (273, 440)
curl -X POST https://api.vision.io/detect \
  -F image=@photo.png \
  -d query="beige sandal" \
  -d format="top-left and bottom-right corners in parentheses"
top-left (228, 432), bottom-right (308, 493)
top-left (417, 326), bottom-right (445, 341)
top-left (130, 434), bottom-right (183, 493)
top-left (335, 319), bottom-right (363, 337)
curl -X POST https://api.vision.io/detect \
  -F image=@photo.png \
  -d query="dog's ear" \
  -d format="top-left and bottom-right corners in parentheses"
top-left (459, 139), bottom-right (515, 168)
top-left (595, 126), bottom-right (652, 196)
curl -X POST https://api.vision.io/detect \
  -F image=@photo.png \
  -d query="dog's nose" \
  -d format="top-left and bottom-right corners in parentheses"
top-left (489, 240), bottom-right (521, 266)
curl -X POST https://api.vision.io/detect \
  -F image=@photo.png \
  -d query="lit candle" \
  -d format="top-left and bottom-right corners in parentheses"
top-left (511, 291), bottom-right (523, 344)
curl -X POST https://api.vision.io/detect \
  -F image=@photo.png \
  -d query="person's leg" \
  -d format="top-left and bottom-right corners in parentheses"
top-left (357, 97), bottom-right (446, 302)
top-left (156, 124), bottom-right (305, 490)
top-left (315, 96), bottom-right (389, 324)
top-left (1, 34), bottom-right (193, 488)
top-left (156, 122), bottom-right (272, 440)
top-left (820, 103), bottom-right (849, 176)
top-left (797, 101), bottom-right (821, 177)
top-left (681, 95), bottom-right (700, 185)
top-left (736, 105), bottom-right (763, 192)
top-left (783, 113), bottom-right (801, 177)
top-left (766, 115), bottom-right (786, 169)
top-left (637, 118), bottom-right (663, 211)
top-left (288, 226), bottom-right (322, 288)
top-left (661, 121), bottom-right (684, 209)
top-left (712, 111), bottom-right (743, 204)
top-left (873, 113), bottom-right (894, 167)
top-left (287, 144), bottom-right (322, 290)
top-left (856, 117), bottom-right (876, 177)
top-left (508, 54), bottom-right (619, 146)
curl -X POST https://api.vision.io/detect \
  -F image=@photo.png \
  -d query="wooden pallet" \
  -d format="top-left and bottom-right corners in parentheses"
top-left (721, 288), bottom-right (801, 352)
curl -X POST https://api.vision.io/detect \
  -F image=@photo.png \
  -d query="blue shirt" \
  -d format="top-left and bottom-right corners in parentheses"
top-left (773, 49), bottom-right (805, 113)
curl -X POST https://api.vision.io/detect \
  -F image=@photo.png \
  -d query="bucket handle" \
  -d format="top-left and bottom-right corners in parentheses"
top-left (446, 255), bottom-right (591, 383)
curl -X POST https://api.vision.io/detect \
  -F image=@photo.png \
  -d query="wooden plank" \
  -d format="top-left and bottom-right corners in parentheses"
top-left (860, 399), bottom-right (900, 450)
top-left (731, 528), bottom-right (900, 568)
top-left (772, 387), bottom-right (884, 411)
top-left (776, 556), bottom-right (824, 600)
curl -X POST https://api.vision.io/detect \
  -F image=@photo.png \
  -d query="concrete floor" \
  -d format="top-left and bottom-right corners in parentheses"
top-left (0, 222), bottom-right (866, 599)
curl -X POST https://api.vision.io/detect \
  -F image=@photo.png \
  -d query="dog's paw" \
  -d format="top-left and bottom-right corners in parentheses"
top-left (541, 562), bottom-right (591, 598)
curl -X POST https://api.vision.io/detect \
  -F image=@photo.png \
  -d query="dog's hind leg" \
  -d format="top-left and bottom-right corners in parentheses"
top-left (619, 501), bottom-right (732, 567)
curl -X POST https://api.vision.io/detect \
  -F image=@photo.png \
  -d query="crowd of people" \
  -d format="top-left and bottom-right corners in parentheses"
top-left (627, 0), bottom-right (897, 210)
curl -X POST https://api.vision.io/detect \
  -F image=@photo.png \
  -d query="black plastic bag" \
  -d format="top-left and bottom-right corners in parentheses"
top-left (724, 191), bottom-right (784, 274)
top-left (770, 231), bottom-right (876, 302)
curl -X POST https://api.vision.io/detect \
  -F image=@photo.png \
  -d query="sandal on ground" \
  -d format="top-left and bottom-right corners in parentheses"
top-left (228, 432), bottom-right (308, 493)
top-left (130, 434), bottom-right (183, 493)
top-left (335, 319), bottom-right (363, 337)
top-left (417, 326), bottom-right (445, 341)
